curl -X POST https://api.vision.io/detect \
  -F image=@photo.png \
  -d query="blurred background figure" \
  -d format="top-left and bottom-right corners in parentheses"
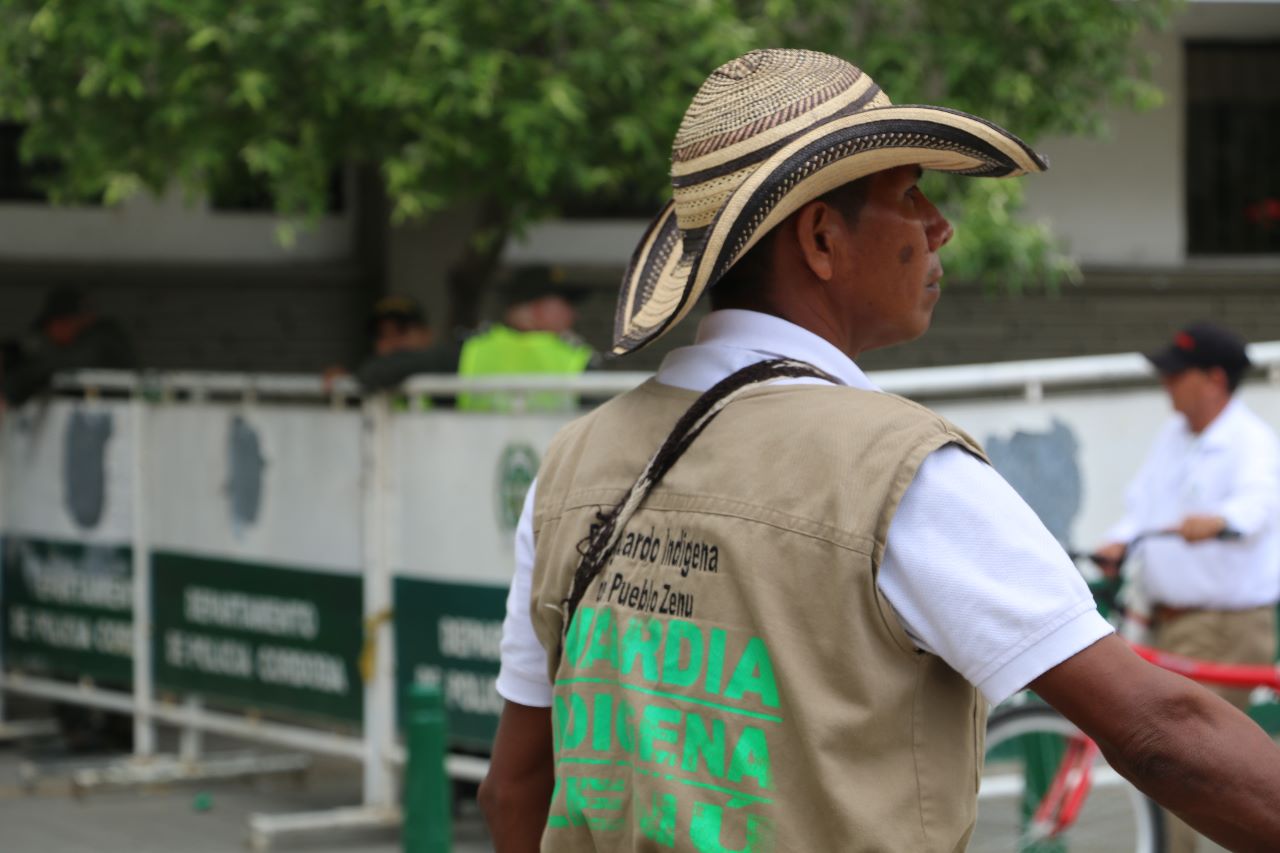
top-left (323, 294), bottom-right (463, 393)
top-left (354, 294), bottom-right (463, 392)
top-left (369, 293), bottom-right (434, 357)
top-left (328, 271), bottom-right (596, 410)
top-left (456, 267), bottom-right (596, 412)
top-left (1095, 321), bottom-right (1280, 853)
top-left (0, 285), bottom-right (135, 411)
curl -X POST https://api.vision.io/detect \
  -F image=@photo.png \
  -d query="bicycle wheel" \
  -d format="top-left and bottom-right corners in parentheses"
top-left (971, 703), bottom-right (1164, 853)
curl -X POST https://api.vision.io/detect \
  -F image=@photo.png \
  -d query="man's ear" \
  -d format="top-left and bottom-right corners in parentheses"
top-left (793, 201), bottom-right (844, 282)
top-left (1208, 366), bottom-right (1230, 394)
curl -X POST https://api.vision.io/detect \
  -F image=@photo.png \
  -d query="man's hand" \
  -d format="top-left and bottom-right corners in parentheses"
top-left (1177, 513), bottom-right (1228, 542)
top-left (1091, 542), bottom-right (1127, 577)
top-left (321, 365), bottom-right (350, 394)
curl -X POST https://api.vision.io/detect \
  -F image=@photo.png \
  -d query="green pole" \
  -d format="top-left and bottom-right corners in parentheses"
top-left (403, 683), bottom-right (452, 853)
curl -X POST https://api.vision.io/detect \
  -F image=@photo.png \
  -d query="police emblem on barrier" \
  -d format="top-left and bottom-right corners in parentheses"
top-left (496, 443), bottom-right (539, 531)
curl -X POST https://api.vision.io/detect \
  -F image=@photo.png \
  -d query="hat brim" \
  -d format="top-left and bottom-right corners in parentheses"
top-left (1146, 348), bottom-right (1193, 375)
top-left (613, 105), bottom-right (1048, 355)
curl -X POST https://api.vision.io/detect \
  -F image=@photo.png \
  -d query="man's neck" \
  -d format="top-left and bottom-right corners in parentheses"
top-left (711, 297), bottom-right (861, 361)
top-left (1187, 397), bottom-right (1231, 434)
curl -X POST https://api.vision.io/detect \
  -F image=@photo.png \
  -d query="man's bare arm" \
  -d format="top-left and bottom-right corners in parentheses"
top-left (479, 701), bottom-right (554, 853)
top-left (1031, 634), bottom-right (1280, 850)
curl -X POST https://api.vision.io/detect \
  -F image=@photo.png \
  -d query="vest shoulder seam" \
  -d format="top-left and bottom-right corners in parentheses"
top-left (543, 488), bottom-right (876, 556)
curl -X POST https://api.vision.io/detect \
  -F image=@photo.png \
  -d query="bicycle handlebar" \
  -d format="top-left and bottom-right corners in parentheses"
top-left (1068, 527), bottom-right (1243, 572)
top-left (1069, 528), bottom-right (1243, 617)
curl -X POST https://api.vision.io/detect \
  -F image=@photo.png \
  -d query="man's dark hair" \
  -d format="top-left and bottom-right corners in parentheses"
top-left (1224, 365), bottom-right (1247, 394)
top-left (709, 177), bottom-right (871, 310)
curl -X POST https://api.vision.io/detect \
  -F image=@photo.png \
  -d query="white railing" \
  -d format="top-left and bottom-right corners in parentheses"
top-left (54, 340), bottom-right (1280, 402)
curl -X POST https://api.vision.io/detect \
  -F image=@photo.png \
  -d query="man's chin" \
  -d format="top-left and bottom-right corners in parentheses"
top-left (864, 316), bottom-right (933, 354)
top-left (907, 308), bottom-right (938, 344)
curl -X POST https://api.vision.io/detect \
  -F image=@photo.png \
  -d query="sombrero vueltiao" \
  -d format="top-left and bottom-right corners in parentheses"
top-left (613, 48), bottom-right (1049, 355)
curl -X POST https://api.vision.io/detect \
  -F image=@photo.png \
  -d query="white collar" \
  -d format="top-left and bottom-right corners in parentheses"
top-left (657, 309), bottom-right (880, 392)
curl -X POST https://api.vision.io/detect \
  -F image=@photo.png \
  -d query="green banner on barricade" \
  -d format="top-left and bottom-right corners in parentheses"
top-left (394, 578), bottom-right (506, 750)
top-left (1, 536), bottom-right (134, 685)
top-left (152, 552), bottom-right (363, 723)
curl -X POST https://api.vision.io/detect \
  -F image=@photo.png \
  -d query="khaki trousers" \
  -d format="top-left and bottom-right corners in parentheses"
top-left (1151, 605), bottom-right (1277, 853)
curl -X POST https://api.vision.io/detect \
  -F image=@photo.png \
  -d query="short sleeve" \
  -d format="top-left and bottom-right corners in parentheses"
top-left (495, 480), bottom-right (554, 707)
top-left (878, 445), bottom-right (1113, 705)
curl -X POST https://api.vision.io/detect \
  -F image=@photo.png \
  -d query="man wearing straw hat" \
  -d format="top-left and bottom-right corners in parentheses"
top-left (480, 49), bottom-right (1280, 851)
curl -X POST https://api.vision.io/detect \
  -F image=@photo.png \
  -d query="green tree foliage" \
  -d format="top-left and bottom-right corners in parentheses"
top-left (0, 0), bottom-right (1177, 322)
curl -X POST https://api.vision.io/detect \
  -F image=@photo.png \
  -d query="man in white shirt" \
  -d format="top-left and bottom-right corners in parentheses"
top-left (1097, 322), bottom-right (1280, 853)
top-left (481, 49), bottom-right (1280, 851)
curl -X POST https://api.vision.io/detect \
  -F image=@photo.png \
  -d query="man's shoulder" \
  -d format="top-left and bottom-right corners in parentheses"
top-left (357, 341), bottom-right (463, 381)
top-left (1149, 413), bottom-right (1191, 447)
top-left (534, 383), bottom-right (666, 508)
top-left (1226, 400), bottom-right (1280, 447)
top-left (544, 379), bottom-right (972, 456)
top-left (753, 383), bottom-right (969, 437)
top-left (64, 319), bottom-right (135, 368)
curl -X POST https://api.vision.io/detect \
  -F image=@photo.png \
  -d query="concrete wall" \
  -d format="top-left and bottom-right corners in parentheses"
top-left (856, 269), bottom-right (1280, 372)
top-left (1021, 34), bottom-right (1184, 266)
top-left (563, 268), bottom-right (1280, 376)
top-left (386, 205), bottom-right (478, 336)
top-left (3, 260), bottom-right (1266, 376)
top-left (0, 262), bottom-right (368, 372)
top-left (0, 175), bottom-right (368, 373)
top-left (0, 188), bottom-right (353, 264)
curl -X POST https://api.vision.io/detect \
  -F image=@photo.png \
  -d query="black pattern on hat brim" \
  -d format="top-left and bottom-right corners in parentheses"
top-left (669, 84), bottom-right (885, 191)
top-left (614, 200), bottom-right (683, 354)
top-left (613, 105), bottom-right (1048, 355)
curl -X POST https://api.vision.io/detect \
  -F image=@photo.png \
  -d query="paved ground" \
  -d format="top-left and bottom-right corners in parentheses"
top-left (0, 703), bottom-right (1235, 852)
top-left (0, 711), bottom-right (493, 853)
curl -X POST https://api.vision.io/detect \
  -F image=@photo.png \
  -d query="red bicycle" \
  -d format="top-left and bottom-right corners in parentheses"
top-left (970, 530), bottom-right (1280, 853)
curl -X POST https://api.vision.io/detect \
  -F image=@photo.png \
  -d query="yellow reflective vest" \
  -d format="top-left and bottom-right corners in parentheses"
top-left (457, 325), bottom-right (594, 413)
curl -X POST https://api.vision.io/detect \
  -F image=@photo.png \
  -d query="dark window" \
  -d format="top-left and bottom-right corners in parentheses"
top-left (208, 160), bottom-right (275, 211)
top-left (1186, 42), bottom-right (1280, 255)
top-left (209, 160), bottom-right (346, 214)
top-left (0, 123), bottom-right (61, 202)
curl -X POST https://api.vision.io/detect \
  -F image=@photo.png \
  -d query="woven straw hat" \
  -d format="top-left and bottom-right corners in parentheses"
top-left (613, 48), bottom-right (1049, 355)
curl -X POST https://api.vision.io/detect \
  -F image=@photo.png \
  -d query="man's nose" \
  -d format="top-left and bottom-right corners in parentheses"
top-left (923, 198), bottom-right (954, 251)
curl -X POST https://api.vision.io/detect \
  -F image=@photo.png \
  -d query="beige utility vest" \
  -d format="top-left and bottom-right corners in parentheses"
top-left (531, 379), bottom-right (989, 852)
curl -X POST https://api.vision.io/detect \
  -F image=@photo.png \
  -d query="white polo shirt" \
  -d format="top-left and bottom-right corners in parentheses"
top-left (497, 309), bottom-right (1112, 706)
top-left (1106, 398), bottom-right (1280, 610)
